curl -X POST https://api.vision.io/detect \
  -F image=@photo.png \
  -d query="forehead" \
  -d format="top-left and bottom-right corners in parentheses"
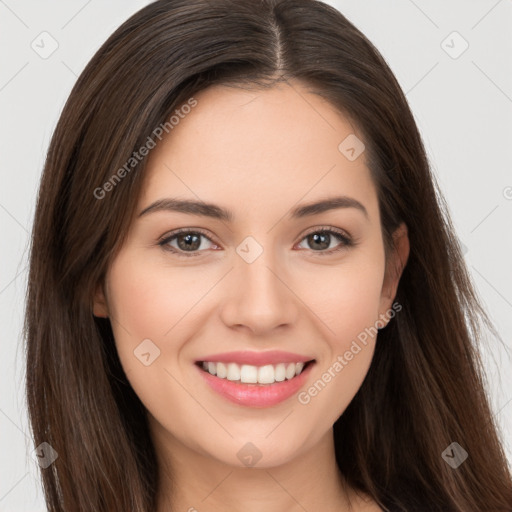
top-left (139, 81), bottom-right (378, 224)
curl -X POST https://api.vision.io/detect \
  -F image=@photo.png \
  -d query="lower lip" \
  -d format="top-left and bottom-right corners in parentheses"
top-left (195, 362), bottom-right (315, 408)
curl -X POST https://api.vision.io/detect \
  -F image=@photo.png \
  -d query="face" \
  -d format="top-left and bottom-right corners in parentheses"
top-left (94, 80), bottom-right (409, 469)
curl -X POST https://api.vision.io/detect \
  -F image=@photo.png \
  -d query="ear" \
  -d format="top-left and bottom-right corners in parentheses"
top-left (378, 222), bottom-right (409, 323)
top-left (92, 280), bottom-right (109, 318)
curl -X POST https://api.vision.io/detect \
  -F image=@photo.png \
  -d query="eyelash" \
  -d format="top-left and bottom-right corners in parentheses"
top-left (157, 226), bottom-right (355, 258)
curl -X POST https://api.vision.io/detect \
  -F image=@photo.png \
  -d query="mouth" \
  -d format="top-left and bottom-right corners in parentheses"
top-left (194, 359), bottom-right (316, 407)
top-left (195, 359), bottom-right (316, 385)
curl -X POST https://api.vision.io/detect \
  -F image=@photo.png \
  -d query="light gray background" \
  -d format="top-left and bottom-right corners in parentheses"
top-left (1, 0), bottom-right (511, 510)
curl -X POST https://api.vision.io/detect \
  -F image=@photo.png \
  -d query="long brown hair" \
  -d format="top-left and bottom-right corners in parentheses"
top-left (24, 0), bottom-right (512, 510)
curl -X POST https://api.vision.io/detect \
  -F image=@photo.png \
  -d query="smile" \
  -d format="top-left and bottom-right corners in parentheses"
top-left (198, 360), bottom-right (311, 385)
top-left (195, 359), bottom-right (316, 407)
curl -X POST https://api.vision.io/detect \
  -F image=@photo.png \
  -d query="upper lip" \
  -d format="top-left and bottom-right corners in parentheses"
top-left (196, 350), bottom-right (315, 366)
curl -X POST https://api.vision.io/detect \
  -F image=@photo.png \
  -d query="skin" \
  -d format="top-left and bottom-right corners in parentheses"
top-left (94, 80), bottom-right (409, 512)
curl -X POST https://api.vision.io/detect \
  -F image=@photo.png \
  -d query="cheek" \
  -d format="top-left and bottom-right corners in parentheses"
top-left (295, 259), bottom-right (384, 420)
top-left (104, 253), bottom-right (196, 418)
top-left (306, 255), bottom-right (385, 346)
top-left (106, 250), bottom-right (204, 342)
top-left (104, 250), bottom-right (220, 395)
top-left (104, 252), bottom-right (182, 377)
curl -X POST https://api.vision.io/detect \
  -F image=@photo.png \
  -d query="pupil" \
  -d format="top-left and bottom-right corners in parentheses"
top-left (178, 233), bottom-right (200, 251)
top-left (310, 233), bottom-right (329, 250)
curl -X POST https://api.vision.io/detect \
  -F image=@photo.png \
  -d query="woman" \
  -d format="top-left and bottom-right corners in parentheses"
top-left (24, 0), bottom-right (512, 510)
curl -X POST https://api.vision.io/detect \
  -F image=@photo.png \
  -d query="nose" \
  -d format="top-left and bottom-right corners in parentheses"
top-left (219, 243), bottom-right (299, 336)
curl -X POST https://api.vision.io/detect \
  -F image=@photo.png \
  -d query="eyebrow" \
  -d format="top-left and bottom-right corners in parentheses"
top-left (138, 195), bottom-right (369, 221)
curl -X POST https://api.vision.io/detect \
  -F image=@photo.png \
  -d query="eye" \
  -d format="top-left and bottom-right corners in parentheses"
top-left (158, 228), bottom-right (218, 257)
top-left (296, 227), bottom-right (354, 256)
top-left (158, 226), bottom-right (354, 257)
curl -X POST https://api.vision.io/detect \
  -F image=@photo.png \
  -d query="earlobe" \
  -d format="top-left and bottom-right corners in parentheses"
top-left (92, 281), bottom-right (109, 318)
top-left (379, 222), bottom-right (410, 317)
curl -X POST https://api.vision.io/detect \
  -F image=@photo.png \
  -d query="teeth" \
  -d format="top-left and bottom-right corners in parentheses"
top-left (200, 361), bottom-right (309, 384)
top-left (240, 364), bottom-right (258, 383)
top-left (216, 362), bottom-right (227, 379)
top-left (274, 363), bottom-right (286, 382)
top-left (226, 363), bottom-right (240, 381)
